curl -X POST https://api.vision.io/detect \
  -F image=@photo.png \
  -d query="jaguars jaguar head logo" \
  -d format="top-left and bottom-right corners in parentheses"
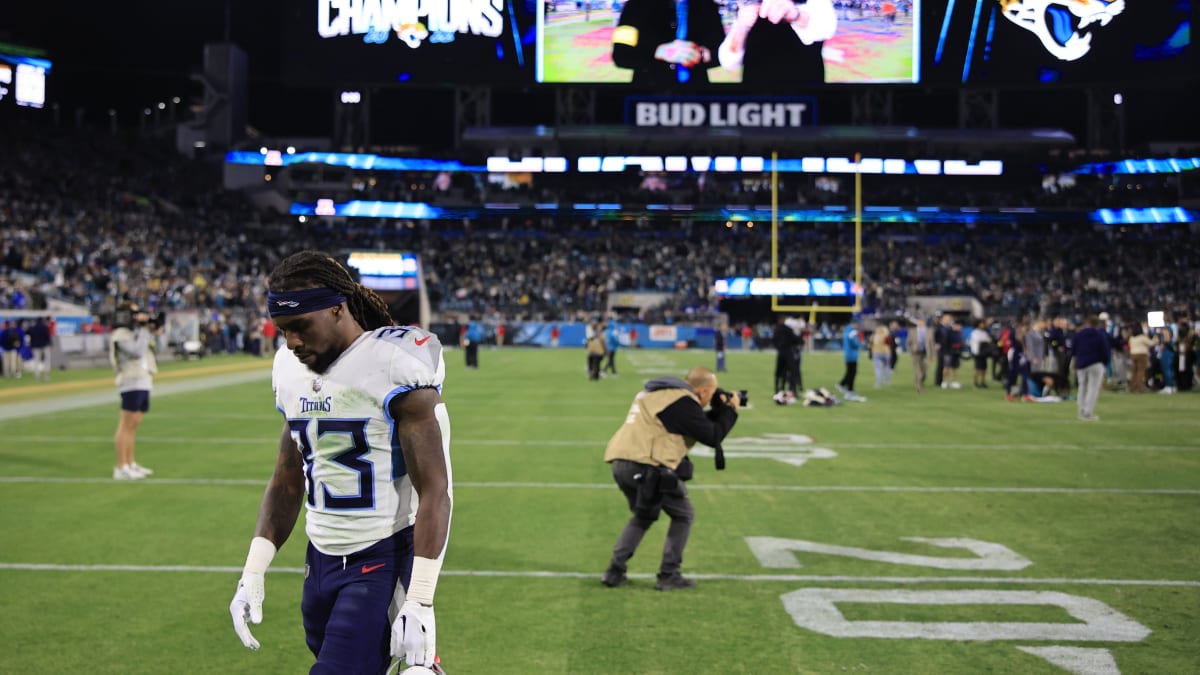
top-left (998, 0), bottom-right (1126, 61)
top-left (395, 22), bottom-right (430, 49)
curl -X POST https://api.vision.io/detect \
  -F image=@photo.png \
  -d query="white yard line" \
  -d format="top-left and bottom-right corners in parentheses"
top-left (0, 476), bottom-right (1196, 494)
top-left (3, 434), bottom-right (1196, 453)
top-left (0, 562), bottom-right (1196, 587)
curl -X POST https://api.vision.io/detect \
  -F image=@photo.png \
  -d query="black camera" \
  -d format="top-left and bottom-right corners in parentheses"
top-left (715, 388), bottom-right (748, 406)
top-left (115, 304), bottom-right (165, 331)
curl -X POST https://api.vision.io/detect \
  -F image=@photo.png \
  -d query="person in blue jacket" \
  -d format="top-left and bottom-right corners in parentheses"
top-left (604, 319), bottom-right (621, 376)
top-left (835, 316), bottom-right (862, 398)
top-left (464, 316), bottom-right (483, 369)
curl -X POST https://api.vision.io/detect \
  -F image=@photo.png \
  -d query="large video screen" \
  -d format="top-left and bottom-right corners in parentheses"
top-left (278, 0), bottom-right (1189, 87)
top-left (922, 0), bottom-right (1192, 83)
top-left (538, 0), bottom-right (920, 84)
top-left (281, 0), bottom-right (538, 85)
top-left (0, 44), bottom-right (51, 109)
top-left (344, 250), bottom-right (421, 290)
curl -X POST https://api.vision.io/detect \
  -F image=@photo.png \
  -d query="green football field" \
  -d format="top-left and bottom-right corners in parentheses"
top-left (1, 348), bottom-right (1198, 674)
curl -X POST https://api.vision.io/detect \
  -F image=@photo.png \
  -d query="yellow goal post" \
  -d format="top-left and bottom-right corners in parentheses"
top-left (769, 151), bottom-right (862, 314)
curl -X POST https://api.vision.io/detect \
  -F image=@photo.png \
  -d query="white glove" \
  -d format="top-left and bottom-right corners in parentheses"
top-left (230, 572), bottom-right (266, 650)
top-left (392, 600), bottom-right (437, 667)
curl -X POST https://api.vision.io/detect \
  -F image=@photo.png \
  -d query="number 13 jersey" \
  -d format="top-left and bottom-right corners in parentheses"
top-left (272, 326), bottom-right (450, 556)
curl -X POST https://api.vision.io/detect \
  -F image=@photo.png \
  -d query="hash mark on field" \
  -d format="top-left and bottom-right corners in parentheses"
top-left (1, 476), bottom-right (1197, 495)
top-left (1, 562), bottom-right (1198, 587)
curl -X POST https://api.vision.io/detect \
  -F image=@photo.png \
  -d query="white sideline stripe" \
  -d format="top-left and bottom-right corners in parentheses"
top-left (3, 435), bottom-right (1197, 453)
top-left (0, 562), bottom-right (1196, 588)
top-left (833, 443), bottom-right (1200, 452)
top-left (0, 369), bottom-right (271, 422)
top-left (0, 476), bottom-right (1196, 495)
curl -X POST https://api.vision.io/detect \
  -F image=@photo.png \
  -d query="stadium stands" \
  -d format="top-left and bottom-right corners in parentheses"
top-left (2, 119), bottom-right (1197, 336)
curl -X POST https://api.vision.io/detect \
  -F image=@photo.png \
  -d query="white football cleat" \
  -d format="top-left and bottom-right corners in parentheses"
top-left (113, 466), bottom-right (143, 480)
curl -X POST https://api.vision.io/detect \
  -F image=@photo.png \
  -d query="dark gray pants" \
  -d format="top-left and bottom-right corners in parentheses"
top-left (608, 459), bottom-right (694, 577)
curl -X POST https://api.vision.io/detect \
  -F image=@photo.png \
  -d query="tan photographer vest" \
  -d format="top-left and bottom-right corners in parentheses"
top-left (604, 388), bottom-right (697, 470)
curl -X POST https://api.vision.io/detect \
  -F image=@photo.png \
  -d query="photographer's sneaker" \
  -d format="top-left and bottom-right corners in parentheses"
top-left (601, 567), bottom-right (628, 588)
top-left (654, 573), bottom-right (696, 591)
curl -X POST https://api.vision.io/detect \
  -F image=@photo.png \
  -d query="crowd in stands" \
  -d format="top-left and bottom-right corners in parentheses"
top-left (2, 121), bottom-right (1198, 341)
top-left (0, 122), bottom-right (278, 321)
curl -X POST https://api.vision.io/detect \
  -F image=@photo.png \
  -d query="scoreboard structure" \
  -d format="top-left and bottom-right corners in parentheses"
top-left (0, 42), bottom-right (51, 109)
top-left (281, 0), bottom-right (1192, 88)
top-left (343, 250), bottom-right (430, 327)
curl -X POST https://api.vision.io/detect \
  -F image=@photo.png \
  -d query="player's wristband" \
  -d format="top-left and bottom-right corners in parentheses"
top-left (407, 555), bottom-right (442, 605)
top-left (243, 536), bottom-right (277, 576)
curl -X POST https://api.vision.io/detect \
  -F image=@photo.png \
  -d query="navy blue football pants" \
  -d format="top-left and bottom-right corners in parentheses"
top-left (303, 527), bottom-right (414, 675)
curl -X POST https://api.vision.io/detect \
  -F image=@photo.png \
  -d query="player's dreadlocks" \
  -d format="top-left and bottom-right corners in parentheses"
top-left (267, 250), bottom-right (395, 330)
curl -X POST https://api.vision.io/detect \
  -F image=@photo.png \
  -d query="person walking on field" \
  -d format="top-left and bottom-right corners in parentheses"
top-left (1072, 315), bottom-right (1110, 421)
top-left (1127, 324), bottom-right (1153, 393)
top-left (229, 251), bottom-right (453, 674)
top-left (836, 317), bottom-right (863, 400)
top-left (604, 318), bottom-right (620, 376)
top-left (869, 323), bottom-right (891, 388)
top-left (969, 320), bottom-right (993, 388)
top-left (906, 318), bottom-right (930, 394)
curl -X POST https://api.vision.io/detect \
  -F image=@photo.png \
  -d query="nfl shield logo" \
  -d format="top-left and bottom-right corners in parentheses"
top-left (312, 378), bottom-right (322, 392)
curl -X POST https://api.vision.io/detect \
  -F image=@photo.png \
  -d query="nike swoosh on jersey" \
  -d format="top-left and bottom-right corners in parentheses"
top-left (361, 563), bottom-right (386, 574)
top-left (414, 335), bottom-right (432, 346)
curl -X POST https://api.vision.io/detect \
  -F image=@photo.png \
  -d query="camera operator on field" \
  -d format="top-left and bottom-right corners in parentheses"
top-left (600, 366), bottom-right (739, 591)
top-left (109, 301), bottom-right (162, 480)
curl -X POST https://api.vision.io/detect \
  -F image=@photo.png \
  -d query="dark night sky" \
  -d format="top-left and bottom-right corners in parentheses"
top-left (4, 1), bottom-right (1198, 148)
top-left (4, 3), bottom-right (309, 130)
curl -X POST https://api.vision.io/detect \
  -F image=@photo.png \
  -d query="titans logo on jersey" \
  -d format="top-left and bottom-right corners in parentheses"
top-left (272, 326), bottom-right (449, 556)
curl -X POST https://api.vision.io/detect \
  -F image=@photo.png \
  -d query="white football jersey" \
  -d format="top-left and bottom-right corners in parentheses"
top-left (272, 325), bottom-right (450, 556)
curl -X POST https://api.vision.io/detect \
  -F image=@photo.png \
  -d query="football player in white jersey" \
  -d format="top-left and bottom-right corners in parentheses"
top-left (229, 251), bottom-right (452, 674)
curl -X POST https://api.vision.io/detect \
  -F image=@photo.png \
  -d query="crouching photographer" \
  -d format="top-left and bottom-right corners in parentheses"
top-left (601, 366), bottom-right (739, 591)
